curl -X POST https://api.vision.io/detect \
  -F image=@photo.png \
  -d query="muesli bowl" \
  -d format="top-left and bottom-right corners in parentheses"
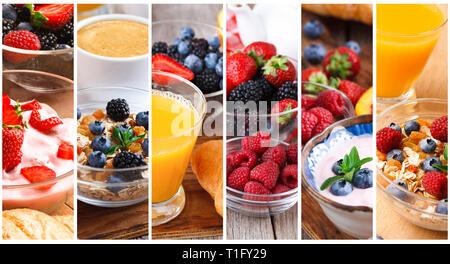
top-left (77, 86), bottom-right (149, 207)
top-left (226, 137), bottom-right (298, 217)
top-left (377, 98), bottom-right (448, 231)
top-left (302, 115), bottom-right (373, 239)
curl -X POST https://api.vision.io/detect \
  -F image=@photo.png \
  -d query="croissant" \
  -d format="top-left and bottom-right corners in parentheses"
top-left (302, 4), bottom-right (373, 25)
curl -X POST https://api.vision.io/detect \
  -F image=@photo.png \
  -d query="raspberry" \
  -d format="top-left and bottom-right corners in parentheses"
top-left (376, 127), bottom-right (402, 153)
top-left (243, 181), bottom-right (271, 201)
top-left (250, 161), bottom-right (279, 189)
top-left (315, 90), bottom-right (345, 117)
top-left (261, 145), bottom-right (286, 167)
top-left (301, 95), bottom-right (316, 111)
top-left (430, 115), bottom-right (448, 142)
top-left (286, 143), bottom-right (298, 164)
top-left (301, 112), bottom-right (318, 144)
top-left (227, 167), bottom-right (250, 191)
top-left (241, 134), bottom-right (269, 154)
top-left (280, 164), bottom-right (298, 188)
top-left (271, 183), bottom-right (291, 194)
top-left (231, 149), bottom-right (258, 169)
top-left (422, 171), bottom-right (447, 199)
top-left (308, 106), bottom-right (334, 125)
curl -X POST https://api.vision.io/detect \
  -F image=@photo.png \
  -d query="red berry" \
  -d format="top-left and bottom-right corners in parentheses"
top-left (301, 95), bottom-right (316, 111)
top-left (315, 90), bottom-right (346, 117)
top-left (431, 115), bottom-right (448, 142)
top-left (29, 110), bottom-right (63, 132)
top-left (231, 149), bottom-right (258, 169)
top-left (250, 161), bottom-right (279, 189)
top-left (243, 181), bottom-right (271, 201)
top-left (301, 68), bottom-right (328, 92)
top-left (301, 111), bottom-right (318, 144)
top-left (422, 171), bottom-right (447, 200)
top-left (286, 143), bottom-right (298, 164)
top-left (21, 100), bottom-right (42, 111)
top-left (243, 41), bottom-right (277, 61)
top-left (152, 54), bottom-right (194, 84)
top-left (227, 167), bottom-right (251, 191)
top-left (241, 135), bottom-right (269, 154)
top-left (3, 31), bottom-right (41, 63)
top-left (308, 106), bottom-right (334, 125)
top-left (226, 53), bottom-right (257, 86)
top-left (2, 127), bottom-right (24, 171)
top-left (323, 47), bottom-right (360, 80)
top-left (271, 184), bottom-right (291, 194)
top-left (20, 165), bottom-right (57, 190)
top-left (35, 4), bottom-right (74, 30)
top-left (263, 55), bottom-right (297, 87)
top-left (57, 142), bottom-right (74, 160)
top-left (337, 80), bottom-right (367, 106)
top-left (376, 127), bottom-right (402, 153)
top-left (312, 121), bottom-right (331, 137)
top-left (280, 164), bottom-right (298, 189)
top-left (261, 145), bottom-right (286, 167)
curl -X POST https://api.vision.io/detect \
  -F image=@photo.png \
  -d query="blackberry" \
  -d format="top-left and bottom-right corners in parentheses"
top-left (113, 151), bottom-right (147, 169)
top-left (228, 80), bottom-right (264, 103)
top-left (106, 98), bottom-right (130, 122)
top-left (272, 81), bottom-right (298, 101)
top-left (152, 41), bottom-right (168, 55)
top-left (167, 44), bottom-right (184, 63)
top-left (34, 30), bottom-right (58, 50)
top-left (190, 38), bottom-right (209, 51)
top-left (253, 70), bottom-right (275, 100)
top-left (191, 45), bottom-right (206, 59)
top-left (56, 20), bottom-right (73, 41)
top-left (2, 18), bottom-right (15, 38)
top-left (13, 5), bottom-right (30, 22)
top-left (193, 68), bottom-right (221, 94)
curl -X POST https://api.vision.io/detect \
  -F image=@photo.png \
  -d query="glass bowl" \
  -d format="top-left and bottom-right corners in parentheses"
top-left (2, 75), bottom-right (74, 214)
top-left (226, 137), bottom-right (298, 217)
top-left (77, 86), bottom-right (149, 207)
top-left (302, 115), bottom-right (373, 239)
top-left (376, 98), bottom-right (448, 231)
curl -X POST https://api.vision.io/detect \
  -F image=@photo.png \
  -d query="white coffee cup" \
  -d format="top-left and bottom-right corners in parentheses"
top-left (77, 14), bottom-right (149, 89)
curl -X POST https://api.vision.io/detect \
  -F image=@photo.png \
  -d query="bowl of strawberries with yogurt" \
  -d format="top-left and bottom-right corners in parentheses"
top-left (2, 87), bottom-right (74, 213)
top-left (376, 98), bottom-right (448, 231)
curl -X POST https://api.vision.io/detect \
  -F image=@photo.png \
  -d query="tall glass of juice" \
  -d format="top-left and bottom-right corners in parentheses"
top-left (377, 4), bottom-right (447, 105)
top-left (152, 71), bottom-right (207, 226)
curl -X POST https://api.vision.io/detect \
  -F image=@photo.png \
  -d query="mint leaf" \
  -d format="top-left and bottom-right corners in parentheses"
top-left (444, 145), bottom-right (448, 161)
top-left (104, 145), bottom-right (120, 156)
top-left (320, 175), bottom-right (343, 191)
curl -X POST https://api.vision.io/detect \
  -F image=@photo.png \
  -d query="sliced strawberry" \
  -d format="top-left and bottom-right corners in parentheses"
top-left (21, 100), bottom-right (42, 111)
top-left (29, 110), bottom-right (62, 132)
top-left (57, 142), bottom-right (74, 160)
top-left (20, 166), bottom-right (56, 190)
top-left (2, 98), bottom-right (25, 127)
top-left (34, 4), bottom-right (74, 30)
top-left (2, 126), bottom-right (24, 172)
top-left (152, 54), bottom-right (194, 84)
top-left (3, 31), bottom-right (41, 63)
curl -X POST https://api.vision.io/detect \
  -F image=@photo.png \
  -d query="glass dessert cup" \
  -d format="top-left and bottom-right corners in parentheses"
top-left (376, 4), bottom-right (447, 106)
top-left (2, 75), bottom-right (74, 214)
top-left (302, 115), bottom-right (373, 239)
top-left (376, 98), bottom-right (448, 231)
top-left (226, 137), bottom-right (298, 217)
top-left (152, 71), bottom-right (207, 226)
top-left (77, 86), bottom-right (149, 207)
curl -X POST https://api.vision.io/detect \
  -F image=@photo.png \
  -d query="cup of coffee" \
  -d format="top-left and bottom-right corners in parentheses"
top-left (77, 14), bottom-right (149, 89)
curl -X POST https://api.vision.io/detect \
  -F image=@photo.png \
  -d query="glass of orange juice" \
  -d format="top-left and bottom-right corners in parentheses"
top-left (377, 4), bottom-right (447, 104)
top-left (152, 71), bottom-right (207, 226)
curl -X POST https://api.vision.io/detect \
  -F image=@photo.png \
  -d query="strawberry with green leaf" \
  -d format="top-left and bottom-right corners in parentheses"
top-left (24, 4), bottom-right (74, 31)
top-left (271, 99), bottom-right (298, 126)
top-left (323, 47), bottom-right (360, 80)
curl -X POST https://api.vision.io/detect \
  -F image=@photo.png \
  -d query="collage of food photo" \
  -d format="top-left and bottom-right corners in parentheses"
top-left (0, 2), bottom-right (449, 243)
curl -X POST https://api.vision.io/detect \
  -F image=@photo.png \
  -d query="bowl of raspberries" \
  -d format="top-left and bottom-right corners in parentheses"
top-left (2, 4), bottom-right (74, 80)
top-left (226, 132), bottom-right (298, 216)
top-left (376, 98), bottom-right (448, 231)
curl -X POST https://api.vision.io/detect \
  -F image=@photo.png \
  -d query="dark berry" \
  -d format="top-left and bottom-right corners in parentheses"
top-left (303, 20), bottom-right (323, 39)
top-left (404, 120), bottom-right (420, 136)
top-left (184, 54), bottom-right (203, 73)
top-left (208, 36), bottom-right (221, 49)
top-left (2, 18), bottom-right (15, 38)
top-left (272, 81), bottom-right (298, 101)
top-left (345, 40), bottom-right (361, 55)
top-left (91, 136), bottom-right (112, 153)
top-left (193, 68), bottom-right (221, 94)
top-left (16, 22), bottom-right (33, 31)
top-left (436, 199), bottom-right (448, 215)
top-left (422, 156), bottom-right (442, 172)
top-left (89, 120), bottom-right (105, 135)
top-left (56, 20), bottom-right (73, 41)
top-left (420, 138), bottom-right (437, 153)
top-left (3, 4), bottom-right (17, 21)
top-left (106, 174), bottom-right (143, 193)
top-left (386, 149), bottom-right (404, 163)
top-left (142, 138), bottom-right (148, 157)
top-left (190, 45), bottom-right (207, 59)
top-left (77, 108), bottom-right (81, 120)
top-left (190, 38), bottom-right (209, 51)
top-left (88, 151), bottom-right (106, 168)
top-left (228, 80), bottom-right (264, 103)
top-left (386, 179), bottom-right (409, 201)
top-left (330, 179), bottom-right (353, 196)
top-left (152, 41), bottom-right (168, 55)
top-left (388, 122), bottom-right (402, 133)
top-left (106, 98), bottom-right (130, 122)
top-left (34, 30), bottom-right (58, 50)
top-left (136, 111), bottom-right (149, 130)
top-left (353, 168), bottom-right (373, 189)
top-left (332, 159), bottom-right (344, 175)
top-left (177, 41), bottom-right (191, 55)
top-left (180, 27), bottom-right (195, 40)
top-left (304, 44), bottom-right (326, 64)
top-left (113, 151), bottom-right (147, 168)
top-left (116, 124), bottom-right (134, 138)
top-left (13, 5), bottom-right (30, 22)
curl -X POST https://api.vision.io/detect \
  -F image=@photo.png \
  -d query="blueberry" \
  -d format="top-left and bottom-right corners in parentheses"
top-left (219, 78), bottom-right (223, 90)
top-left (208, 36), bottom-right (221, 49)
top-left (218, 56), bottom-right (223, 65)
top-left (184, 54), bottom-right (203, 73)
top-left (172, 37), bottom-right (182, 46)
top-left (77, 108), bottom-right (81, 120)
top-left (404, 120), bottom-right (420, 136)
top-left (142, 138), bottom-right (148, 157)
top-left (116, 124), bottom-right (135, 138)
top-left (136, 111), bottom-right (149, 130)
top-left (422, 156), bottom-right (442, 172)
top-left (386, 179), bottom-right (409, 201)
top-left (345, 40), bottom-right (361, 55)
top-left (177, 41), bottom-right (192, 55)
top-left (386, 149), bottom-right (404, 163)
top-left (16, 22), bottom-right (33, 31)
top-left (304, 44), bottom-right (326, 64)
top-left (180, 27), bottom-right (195, 40)
top-left (3, 4), bottom-right (17, 21)
top-left (56, 44), bottom-right (71, 50)
top-left (436, 199), bottom-right (448, 215)
top-left (303, 20), bottom-right (323, 39)
top-left (204, 52), bottom-right (218, 69)
top-left (106, 174), bottom-right (126, 193)
top-left (352, 168), bottom-right (373, 189)
top-left (332, 159), bottom-right (344, 175)
top-left (215, 61), bottom-right (223, 76)
top-left (420, 138), bottom-right (437, 153)
top-left (89, 120), bottom-right (105, 135)
top-left (330, 179), bottom-right (353, 196)
top-left (88, 151), bottom-right (106, 168)
top-left (388, 122), bottom-right (401, 133)
top-left (91, 136), bottom-right (112, 153)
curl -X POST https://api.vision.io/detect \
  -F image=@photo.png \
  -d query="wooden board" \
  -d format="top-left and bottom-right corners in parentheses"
top-left (152, 136), bottom-right (223, 240)
top-left (301, 9), bottom-right (373, 240)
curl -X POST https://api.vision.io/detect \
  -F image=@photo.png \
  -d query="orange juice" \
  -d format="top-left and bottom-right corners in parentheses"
top-left (377, 4), bottom-right (445, 98)
top-left (77, 4), bottom-right (104, 13)
top-left (152, 91), bottom-right (200, 203)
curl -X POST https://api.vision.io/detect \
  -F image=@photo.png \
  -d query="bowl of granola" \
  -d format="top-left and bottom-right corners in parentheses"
top-left (376, 98), bottom-right (448, 231)
top-left (77, 86), bottom-right (149, 207)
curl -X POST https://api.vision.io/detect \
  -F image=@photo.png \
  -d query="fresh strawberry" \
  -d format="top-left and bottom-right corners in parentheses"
top-left (336, 79), bottom-right (367, 106)
top-left (431, 115), bottom-right (448, 142)
top-left (270, 99), bottom-right (298, 125)
top-left (314, 90), bottom-right (346, 117)
top-left (243, 181), bottom-right (271, 201)
top-left (226, 74), bottom-right (236, 97)
top-left (226, 52), bottom-right (257, 86)
top-left (20, 166), bottom-right (56, 190)
top-left (57, 141), bottom-right (74, 160)
top-left (20, 100), bottom-right (41, 111)
top-left (422, 171), bottom-right (447, 199)
top-left (152, 54), bottom-right (194, 84)
top-left (230, 149), bottom-right (258, 169)
top-left (2, 126), bottom-right (24, 172)
top-left (280, 164), bottom-right (298, 189)
top-left (250, 161), bottom-right (279, 189)
top-left (307, 107), bottom-right (334, 126)
top-left (3, 31), bottom-right (41, 63)
top-left (301, 68), bottom-right (328, 92)
top-left (243, 41), bottom-right (276, 66)
top-left (376, 127), bottom-right (402, 153)
top-left (2, 101), bottom-right (25, 127)
top-left (227, 166), bottom-right (251, 191)
top-left (323, 47), bottom-right (360, 80)
top-left (33, 4), bottom-right (74, 30)
top-left (263, 55), bottom-right (297, 87)
top-left (261, 145), bottom-right (287, 167)
top-left (301, 94), bottom-right (316, 111)
top-left (301, 111), bottom-right (318, 144)
top-left (29, 110), bottom-right (63, 132)
top-left (286, 143), bottom-right (298, 164)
